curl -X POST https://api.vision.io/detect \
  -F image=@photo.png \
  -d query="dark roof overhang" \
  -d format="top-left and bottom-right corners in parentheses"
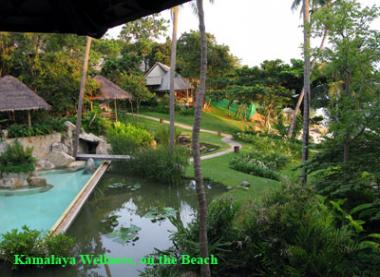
top-left (0, 0), bottom-right (191, 38)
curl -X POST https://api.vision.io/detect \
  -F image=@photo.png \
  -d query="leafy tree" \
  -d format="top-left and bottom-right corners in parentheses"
top-left (313, 0), bottom-right (380, 163)
top-left (119, 14), bottom-right (169, 71)
top-left (177, 31), bottom-right (238, 84)
top-left (120, 73), bottom-right (153, 112)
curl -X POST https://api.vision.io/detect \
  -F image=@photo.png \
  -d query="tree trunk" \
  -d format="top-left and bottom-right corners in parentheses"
top-left (114, 99), bottom-right (118, 122)
top-left (169, 6), bottom-right (179, 149)
top-left (73, 36), bottom-right (92, 158)
top-left (193, 1), bottom-right (211, 276)
top-left (301, 0), bottom-right (311, 185)
top-left (343, 138), bottom-right (350, 163)
top-left (288, 27), bottom-right (329, 138)
top-left (27, 111), bottom-right (32, 128)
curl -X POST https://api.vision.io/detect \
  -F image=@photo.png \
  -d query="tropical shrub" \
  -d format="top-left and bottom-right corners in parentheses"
top-left (7, 118), bottom-right (66, 138)
top-left (154, 185), bottom-right (364, 276)
top-left (81, 108), bottom-right (112, 135)
top-left (234, 131), bottom-right (301, 159)
top-left (229, 153), bottom-right (280, 180)
top-left (114, 145), bottom-right (189, 185)
top-left (154, 126), bottom-right (181, 145)
top-left (45, 233), bottom-right (76, 258)
top-left (107, 122), bottom-right (154, 155)
top-left (308, 133), bottom-right (380, 233)
top-left (0, 141), bottom-right (36, 173)
top-left (0, 226), bottom-right (75, 269)
top-left (241, 185), bottom-right (359, 276)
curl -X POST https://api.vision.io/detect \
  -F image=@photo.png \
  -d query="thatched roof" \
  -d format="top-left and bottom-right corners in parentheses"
top-left (92, 75), bottom-right (132, 101)
top-left (0, 75), bottom-right (51, 112)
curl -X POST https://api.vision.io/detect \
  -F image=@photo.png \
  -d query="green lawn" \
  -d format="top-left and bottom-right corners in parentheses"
top-left (185, 153), bottom-right (280, 203)
top-left (123, 111), bottom-right (299, 203)
top-left (141, 107), bottom-right (254, 134)
top-left (122, 114), bottom-right (230, 154)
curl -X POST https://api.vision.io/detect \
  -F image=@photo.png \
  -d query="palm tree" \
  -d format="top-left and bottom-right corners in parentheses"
top-left (301, 0), bottom-right (311, 184)
top-left (287, 0), bottom-right (331, 138)
top-left (73, 36), bottom-right (92, 158)
top-left (193, 0), bottom-right (211, 276)
top-left (169, 6), bottom-right (180, 148)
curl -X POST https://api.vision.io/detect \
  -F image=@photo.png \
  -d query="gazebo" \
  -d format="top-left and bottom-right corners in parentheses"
top-left (0, 75), bottom-right (51, 127)
top-left (90, 75), bottom-right (133, 121)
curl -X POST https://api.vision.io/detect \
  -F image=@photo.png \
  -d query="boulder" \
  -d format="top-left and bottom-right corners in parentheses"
top-left (240, 180), bottom-right (251, 188)
top-left (47, 151), bottom-right (75, 168)
top-left (0, 142), bottom-right (7, 155)
top-left (84, 158), bottom-right (96, 174)
top-left (67, 161), bottom-right (86, 172)
top-left (64, 121), bottom-right (76, 132)
top-left (96, 141), bottom-right (111, 155)
top-left (0, 172), bottom-right (29, 189)
top-left (36, 159), bottom-right (56, 171)
top-left (79, 133), bottom-right (105, 143)
top-left (28, 176), bottom-right (48, 187)
top-left (51, 142), bottom-right (69, 154)
top-left (177, 135), bottom-right (191, 145)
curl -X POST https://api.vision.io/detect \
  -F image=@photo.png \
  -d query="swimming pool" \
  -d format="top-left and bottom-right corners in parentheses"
top-left (0, 169), bottom-right (93, 235)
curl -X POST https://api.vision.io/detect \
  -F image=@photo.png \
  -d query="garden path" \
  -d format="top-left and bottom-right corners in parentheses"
top-left (128, 113), bottom-right (242, 160)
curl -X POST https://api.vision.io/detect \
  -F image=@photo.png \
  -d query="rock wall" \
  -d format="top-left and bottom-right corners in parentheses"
top-left (4, 133), bottom-right (62, 159)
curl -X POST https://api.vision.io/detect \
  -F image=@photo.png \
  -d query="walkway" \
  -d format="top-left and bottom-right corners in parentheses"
top-left (130, 114), bottom-right (242, 160)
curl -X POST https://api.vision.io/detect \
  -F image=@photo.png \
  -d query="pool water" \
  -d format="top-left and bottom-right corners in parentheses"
top-left (0, 169), bottom-right (92, 235)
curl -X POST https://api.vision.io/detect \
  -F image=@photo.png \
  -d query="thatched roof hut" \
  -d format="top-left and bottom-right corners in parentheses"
top-left (91, 75), bottom-right (132, 101)
top-left (0, 75), bottom-right (51, 112)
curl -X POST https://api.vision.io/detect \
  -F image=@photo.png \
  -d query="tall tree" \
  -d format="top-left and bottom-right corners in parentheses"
top-left (74, 36), bottom-right (92, 158)
top-left (119, 14), bottom-right (168, 71)
top-left (169, 6), bottom-right (180, 148)
top-left (288, 0), bottom-right (331, 138)
top-left (301, 0), bottom-right (312, 184)
top-left (193, 0), bottom-right (211, 276)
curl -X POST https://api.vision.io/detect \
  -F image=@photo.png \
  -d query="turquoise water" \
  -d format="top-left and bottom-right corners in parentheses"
top-left (0, 169), bottom-right (92, 235)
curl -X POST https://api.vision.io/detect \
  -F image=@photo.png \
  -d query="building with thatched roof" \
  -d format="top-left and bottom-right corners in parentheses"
top-left (0, 75), bottom-right (51, 127)
top-left (90, 75), bottom-right (132, 121)
top-left (92, 75), bottom-right (132, 101)
top-left (145, 62), bottom-right (193, 105)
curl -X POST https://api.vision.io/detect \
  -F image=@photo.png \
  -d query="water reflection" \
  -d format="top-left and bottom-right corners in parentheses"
top-left (67, 170), bottom-right (226, 277)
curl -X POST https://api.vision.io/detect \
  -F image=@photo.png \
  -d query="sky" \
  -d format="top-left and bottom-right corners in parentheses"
top-left (108, 0), bottom-right (380, 67)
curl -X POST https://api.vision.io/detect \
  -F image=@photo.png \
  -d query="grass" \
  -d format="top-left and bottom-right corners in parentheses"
top-left (122, 114), bottom-right (230, 154)
top-left (142, 107), bottom-right (255, 134)
top-left (122, 111), bottom-right (300, 203)
top-left (185, 153), bottom-right (280, 203)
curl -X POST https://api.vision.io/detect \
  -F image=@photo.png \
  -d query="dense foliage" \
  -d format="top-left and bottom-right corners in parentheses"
top-left (107, 122), bottom-right (154, 155)
top-left (120, 145), bottom-right (189, 185)
top-left (150, 185), bottom-right (380, 276)
top-left (0, 226), bottom-right (75, 269)
top-left (7, 118), bottom-right (65, 138)
top-left (0, 141), bottom-right (36, 173)
top-left (230, 153), bottom-right (280, 180)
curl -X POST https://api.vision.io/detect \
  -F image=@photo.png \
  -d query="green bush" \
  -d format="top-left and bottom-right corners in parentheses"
top-left (234, 131), bottom-right (301, 159)
top-left (107, 122), bottom-right (154, 155)
top-left (154, 126), bottom-right (181, 145)
top-left (7, 118), bottom-right (65, 138)
top-left (229, 154), bottom-right (280, 180)
top-left (0, 226), bottom-right (75, 269)
top-left (81, 109), bottom-right (112, 135)
top-left (0, 226), bottom-right (45, 267)
top-left (0, 141), bottom-right (36, 173)
top-left (45, 233), bottom-right (75, 258)
top-left (241, 185), bottom-right (358, 276)
top-left (115, 145), bottom-right (189, 185)
top-left (162, 185), bottom-right (365, 276)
